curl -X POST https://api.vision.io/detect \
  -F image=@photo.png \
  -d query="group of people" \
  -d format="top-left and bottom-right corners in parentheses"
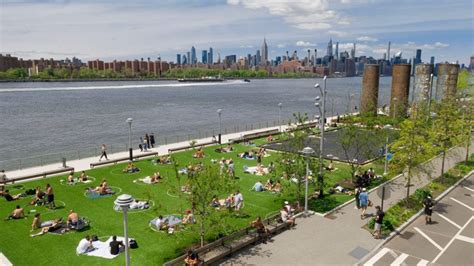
top-left (251, 179), bottom-right (282, 193)
top-left (30, 209), bottom-right (83, 237)
top-left (139, 133), bottom-right (156, 152)
top-left (354, 168), bottom-right (377, 188)
top-left (66, 171), bottom-right (89, 185)
top-left (153, 210), bottom-right (196, 232)
top-left (138, 172), bottom-right (162, 184)
top-left (123, 162), bottom-right (140, 173)
top-left (27, 184), bottom-right (55, 209)
top-left (76, 235), bottom-right (125, 256)
top-left (210, 190), bottom-right (244, 211)
top-left (87, 179), bottom-right (114, 195)
top-left (219, 158), bottom-right (235, 177)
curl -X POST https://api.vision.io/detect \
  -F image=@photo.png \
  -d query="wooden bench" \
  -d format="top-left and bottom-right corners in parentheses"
top-left (229, 128), bottom-right (280, 144)
top-left (0, 167), bottom-right (75, 186)
top-left (89, 152), bottom-right (158, 168)
top-left (163, 213), bottom-right (291, 266)
top-left (286, 122), bottom-right (318, 132)
top-left (168, 141), bottom-right (217, 153)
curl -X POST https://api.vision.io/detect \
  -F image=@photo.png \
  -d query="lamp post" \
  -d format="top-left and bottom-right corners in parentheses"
top-left (383, 124), bottom-right (393, 176)
top-left (217, 109), bottom-right (222, 144)
top-left (314, 76), bottom-right (327, 197)
top-left (392, 97), bottom-right (398, 119)
top-left (426, 74), bottom-right (434, 122)
top-left (126, 118), bottom-right (133, 162)
top-left (114, 194), bottom-right (134, 266)
top-left (278, 103), bottom-right (282, 132)
top-left (301, 146), bottom-right (315, 216)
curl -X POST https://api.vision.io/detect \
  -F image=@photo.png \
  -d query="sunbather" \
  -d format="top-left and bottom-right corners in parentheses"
top-left (30, 218), bottom-right (63, 237)
top-left (0, 190), bottom-right (22, 201)
top-left (154, 215), bottom-right (168, 230)
top-left (123, 162), bottom-right (140, 173)
top-left (130, 200), bottom-right (149, 209)
top-left (264, 179), bottom-right (274, 191)
top-left (193, 148), bottom-right (205, 158)
top-left (67, 210), bottom-right (79, 227)
top-left (182, 210), bottom-right (195, 224)
top-left (30, 186), bottom-right (45, 205)
top-left (5, 205), bottom-right (25, 220)
top-left (79, 171), bottom-right (88, 182)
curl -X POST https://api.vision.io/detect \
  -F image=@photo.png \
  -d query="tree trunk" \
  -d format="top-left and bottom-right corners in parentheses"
top-left (441, 149), bottom-right (446, 177)
top-left (405, 167), bottom-right (411, 206)
top-left (200, 218), bottom-right (204, 247)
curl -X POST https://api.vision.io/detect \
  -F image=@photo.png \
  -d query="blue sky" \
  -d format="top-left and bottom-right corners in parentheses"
top-left (1, 0), bottom-right (473, 64)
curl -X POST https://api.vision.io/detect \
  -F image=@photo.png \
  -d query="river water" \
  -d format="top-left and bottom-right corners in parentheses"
top-left (0, 77), bottom-right (394, 168)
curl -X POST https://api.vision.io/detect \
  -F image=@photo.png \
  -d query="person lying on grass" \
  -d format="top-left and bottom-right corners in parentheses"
top-left (30, 217), bottom-right (63, 237)
top-left (87, 184), bottom-right (114, 195)
top-left (273, 180), bottom-right (282, 193)
top-left (0, 190), bottom-right (23, 201)
top-left (5, 205), bottom-right (25, 220)
top-left (130, 200), bottom-right (149, 209)
top-left (239, 151), bottom-right (255, 160)
top-left (123, 162), bottom-right (140, 173)
top-left (154, 155), bottom-right (172, 164)
top-left (216, 144), bottom-right (233, 153)
top-left (139, 172), bottom-right (162, 184)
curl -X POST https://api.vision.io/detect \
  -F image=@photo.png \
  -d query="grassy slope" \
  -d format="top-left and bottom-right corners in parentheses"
top-left (0, 141), bottom-right (382, 265)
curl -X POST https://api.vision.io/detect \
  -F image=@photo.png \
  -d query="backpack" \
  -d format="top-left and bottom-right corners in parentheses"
top-left (129, 239), bottom-right (138, 249)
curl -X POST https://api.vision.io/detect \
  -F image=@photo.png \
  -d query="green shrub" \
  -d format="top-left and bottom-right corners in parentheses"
top-left (414, 188), bottom-right (432, 202)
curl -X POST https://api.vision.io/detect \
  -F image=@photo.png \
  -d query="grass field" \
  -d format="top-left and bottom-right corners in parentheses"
top-left (0, 139), bottom-right (387, 265)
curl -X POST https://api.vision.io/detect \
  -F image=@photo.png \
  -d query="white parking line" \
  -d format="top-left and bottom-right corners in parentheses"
top-left (414, 227), bottom-right (443, 250)
top-left (416, 259), bottom-right (429, 266)
top-left (450, 197), bottom-right (474, 211)
top-left (463, 186), bottom-right (474, 192)
top-left (437, 213), bottom-right (462, 229)
top-left (364, 247), bottom-right (391, 266)
top-left (456, 235), bottom-right (474, 244)
top-left (433, 216), bottom-right (474, 263)
top-left (390, 253), bottom-right (408, 266)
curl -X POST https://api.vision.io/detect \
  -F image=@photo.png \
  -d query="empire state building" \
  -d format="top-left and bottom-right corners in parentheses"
top-left (261, 37), bottom-right (268, 65)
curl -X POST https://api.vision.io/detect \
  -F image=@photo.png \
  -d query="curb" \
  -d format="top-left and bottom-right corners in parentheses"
top-left (356, 169), bottom-right (474, 265)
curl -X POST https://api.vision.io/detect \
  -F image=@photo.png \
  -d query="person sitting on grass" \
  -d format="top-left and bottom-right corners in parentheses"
top-left (224, 193), bottom-right (234, 209)
top-left (272, 180), bottom-right (282, 193)
top-left (234, 190), bottom-right (244, 211)
top-left (154, 215), bottom-right (168, 230)
top-left (210, 196), bottom-right (220, 208)
top-left (280, 207), bottom-right (296, 227)
top-left (239, 151), bottom-right (254, 160)
top-left (31, 213), bottom-right (42, 231)
top-left (76, 235), bottom-right (95, 254)
top-left (67, 210), bottom-right (79, 228)
top-left (264, 178), bottom-right (274, 191)
top-left (266, 135), bottom-right (274, 142)
top-left (79, 171), bottom-right (88, 182)
top-left (30, 218), bottom-right (63, 237)
top-left (110, 235), bottom-right (125, 255)
top-left (184, 250), bottom-right (200, 266)
top-left (182, 210), bottom-right (195, 224)
top-left (193, 147), bottom-right (205, 158)
top-left (5, 205), bottom-right (25, 220)
top-left (252, 180), bottom-right (265, 192)
top-left (30, 186), bottom-right (45, 205)
top-left (251, 216), bottom-right (270, 243)
top-left (67, 171), bottom-right (75, 185)
top-left (325, 160), bottom-right (335, 171)
top-left (158, 155), bottom-right (172, 164)
top-left (0, 190), bottom-right (23, 201)
top-left (123, 162), bottom-right (140, 173)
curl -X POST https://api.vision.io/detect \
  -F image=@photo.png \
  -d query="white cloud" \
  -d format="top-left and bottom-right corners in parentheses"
top-left (296, 41), bottom-right (316, 47)
top-left (328, 30), bottom-right (349, 38)
top-left (227, 0), bottom-right (345, 30)
top-left (277, 43), bottom-right (286, 48)
top-left (239, 44), bottom-right (254, 48)
top-left (356, 36), bottom-right (378, 42)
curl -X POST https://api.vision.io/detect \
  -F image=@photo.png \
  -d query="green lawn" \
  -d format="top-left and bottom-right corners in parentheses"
top-left (0, 140), bottom-right (384, 265)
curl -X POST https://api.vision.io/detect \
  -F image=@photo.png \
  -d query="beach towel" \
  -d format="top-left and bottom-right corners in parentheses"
top-left (244, 166), bottom-right (269, 175)
top-left (85, 236), bottom-right (132, 259)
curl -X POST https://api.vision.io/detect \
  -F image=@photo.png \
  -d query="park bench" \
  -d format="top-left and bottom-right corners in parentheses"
top-left (168, 140), bottom-right (217, 153)
top-left (89, 151), bottom-right (158, 168)
top-left (163, 213), bottom-right (290, 266)
top-left (0, 167), bottom-right (75, 186)
top-left (229, 128), bottom-right (280, 144)
top-left (285, 122), bottom-right (318, 132)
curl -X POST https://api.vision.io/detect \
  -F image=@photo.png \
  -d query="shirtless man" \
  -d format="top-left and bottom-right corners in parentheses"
top-left (45, 184), bottom-right (55, 209)
top-left (67, 210), bottom-right (79, 227)
top-left (5, 205), bottom-right (25, 220)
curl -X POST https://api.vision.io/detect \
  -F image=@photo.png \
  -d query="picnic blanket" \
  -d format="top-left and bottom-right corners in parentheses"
top-left (84, 236), bottom-right (131, 259)
top-left (85, 189), bottom-right (115, 199)
top-left (150, 215), bottom-right (182, 230)
top-left (136, 176), bottom-right (153, 184)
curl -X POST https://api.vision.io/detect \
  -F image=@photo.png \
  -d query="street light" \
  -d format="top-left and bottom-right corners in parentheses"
top-left (314, 76), bottom-right (327, 197)
top-left (427, 73), bottom-right (434, 121)
top-left (301, 146), bottom-right (315, 216)
top-left (217, 109), bottom-right (222, 144)
top-left (392, 97), bottom-right (398, 119)
top-left (126, 118), bottom-right (133, 162)
top-left (383, 124), bottom-right (393, 176)
top-left (278, 103), bottom-right (282, 132)
top-left (114, 194), bottom-right (134, 266)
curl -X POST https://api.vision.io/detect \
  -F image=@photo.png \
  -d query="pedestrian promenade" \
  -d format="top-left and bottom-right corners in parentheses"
top-left (221, 141), bottom-right (473, 265)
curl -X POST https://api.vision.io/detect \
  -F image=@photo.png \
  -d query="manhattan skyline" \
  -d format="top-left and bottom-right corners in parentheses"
top-left (1, 0), bottom-right (473, 64)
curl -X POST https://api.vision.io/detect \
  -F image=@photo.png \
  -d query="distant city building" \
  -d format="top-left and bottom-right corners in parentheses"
top-left (327, 39), bottom-right (333, 57)
top-left (224, 55), bottom-right (237, 67)
top-left (256, 50), bottom-right (261, 65)
top-left (261, 38), bottom-right (268, 65)
top-left (191, 46), bottom-right (197, 65)
top-left (202, 50), bottom-right (208, 64)
top-left (335, 42), bottom-right (339, 60)
top-left (186, 52), bottom-right (191, 65)
top-left (430, 56), bottom-right (435, 65)
top-left (208, 47), bottom-right (213, 65)
top-left (176, 54), bottom-right (181, 65)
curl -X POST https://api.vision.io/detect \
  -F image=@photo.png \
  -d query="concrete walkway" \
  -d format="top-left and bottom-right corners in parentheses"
top-left (221, 141), bottom-right (473, 265)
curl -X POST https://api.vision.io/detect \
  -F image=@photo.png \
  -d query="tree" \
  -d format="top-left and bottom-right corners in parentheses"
top-left (187, 164), bottom-right (236, 247)
top-left (391, 104), bottom-right (435, 203)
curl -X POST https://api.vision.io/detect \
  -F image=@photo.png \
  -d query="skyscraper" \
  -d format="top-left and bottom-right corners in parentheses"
top-left (387, 41), bottom-right (391, 62)
top-left (335, 42), bottom-right (339, 60)
top-left (430, 56), bottom-right (435, 65)
top-left (327, 39), bottom-right (333, 57)
top-left (256, 50), bottom-right (261, 65)
top-left (208, 47), bottom-right (213, 65)
top-left (191, 46), bottom-right (196, 65)
top-left (176, 54), bottom-right (181, 65)
top-left (261, 37), bottom-right (268, 65)
top-left (351, 43), bottom-right (356, 59)
top-left (186, 51), bottom-right (191, 65)
top-left (202, 50), bottom-right (208, 64)
top-left (415, 49), bottom-right (422, 65)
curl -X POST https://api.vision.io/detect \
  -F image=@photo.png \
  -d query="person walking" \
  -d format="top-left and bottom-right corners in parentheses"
top-left (99, 144), bottom-right (108, 161)
top-left (359, 188), bottom-right (369, 219)
top-left (145, 134), bottom-right (150, 149)
top-left (373, 206), bottom-right (384, 239)
top-left (150, 133), bottom-right (155, 148)
top-left (0, 170), bottom-right (7, 192)
top-left (139, 137), bottom-right (144, 152)
top-left (142, 137), bottom-right (148, 152)
top-left (423, 195), bottom-right (434, 224)
top-left (354, 187), bottom-right (361, 209)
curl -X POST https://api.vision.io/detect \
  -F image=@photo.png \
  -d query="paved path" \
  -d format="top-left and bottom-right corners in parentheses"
top-left (221, 141), bottom-right (473, 265)
top-left (361, 174), bottom-right (474, 266)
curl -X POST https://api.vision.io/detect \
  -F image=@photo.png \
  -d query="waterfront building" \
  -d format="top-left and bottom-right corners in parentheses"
top-left (176, 54), bottom-right (181, 65)
top-left (208, 47), bottom-right (213, 65)
top-left (187, 52), bottom-right (191, 65)
top-left (261, 38), bottom-right (268, 65)
top-left (327, 39), bottom-right (333, 57)
top-left (430, 56), bottom-right (435, 66)
top-left (191, 46), bottom-right (197, 65)
top-left (202, 50), bottom-right (208, 64)
top-left (335, 42), bottom-right (339, 60)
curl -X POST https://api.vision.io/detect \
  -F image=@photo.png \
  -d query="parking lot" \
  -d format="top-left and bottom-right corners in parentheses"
top-left (361, 174), bottom-right (474, 265)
